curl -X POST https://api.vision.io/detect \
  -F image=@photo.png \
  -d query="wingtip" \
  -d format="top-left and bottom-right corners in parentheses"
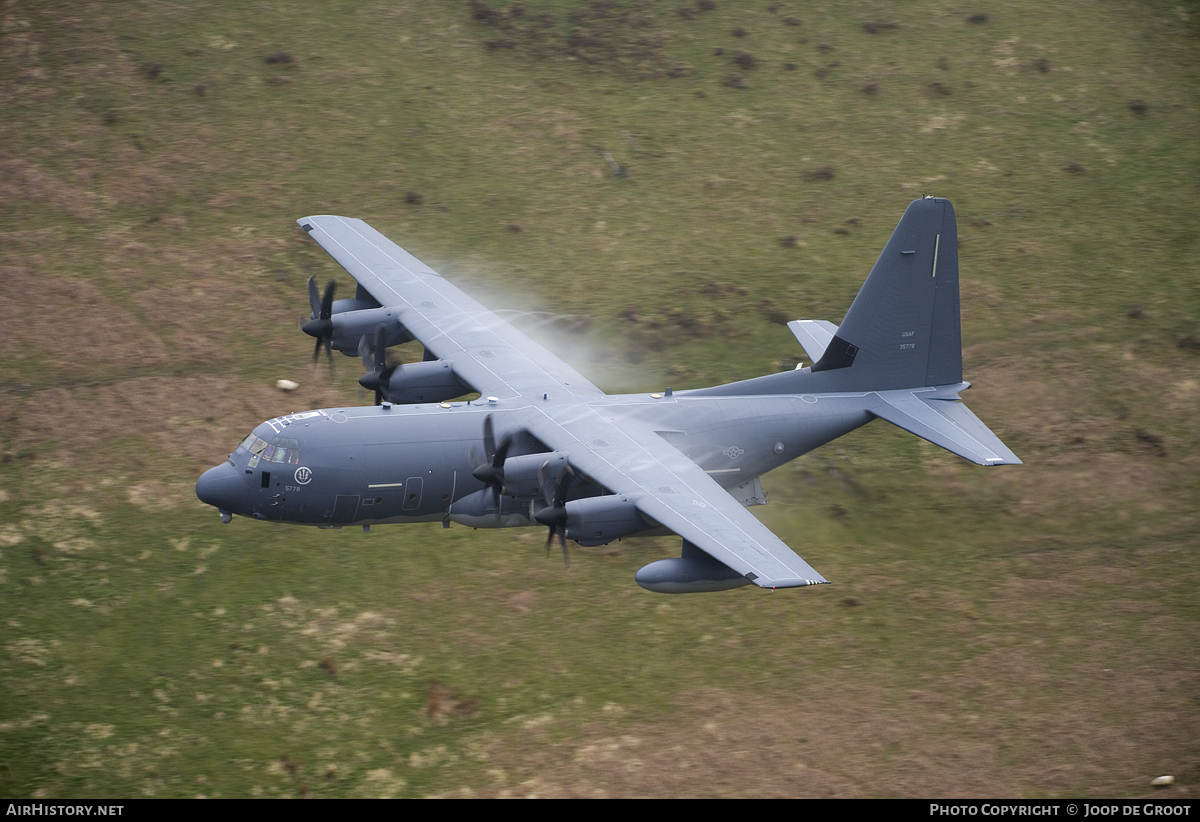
top-left (756, 577), bottom-right (831, 590)
top-left (296, 215), bottom-right (357, 228)
top-left (983, 455), bottom-right (1023, 466)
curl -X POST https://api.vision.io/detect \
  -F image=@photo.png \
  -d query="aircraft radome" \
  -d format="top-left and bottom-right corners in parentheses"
top-left (196, 196), bottom-right (1020, 594)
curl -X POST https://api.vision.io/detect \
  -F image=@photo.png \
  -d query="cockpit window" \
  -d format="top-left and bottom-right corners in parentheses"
top-left (269, 437), bottom-right (300, 464)
top-left (238, 436), bottom-right (268, 455)
top-left (236, 433), bottom-right (297, 465)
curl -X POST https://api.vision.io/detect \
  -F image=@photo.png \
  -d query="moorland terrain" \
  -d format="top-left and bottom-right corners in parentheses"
top-left (1, 0), bottom-right (1198, 798)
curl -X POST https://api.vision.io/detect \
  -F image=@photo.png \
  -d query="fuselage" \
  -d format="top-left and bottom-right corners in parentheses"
top-left (195, 390), bottom-right (874, 534)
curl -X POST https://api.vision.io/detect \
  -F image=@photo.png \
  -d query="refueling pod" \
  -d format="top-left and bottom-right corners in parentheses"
top-left (635, 540), bottom-right (751, 594)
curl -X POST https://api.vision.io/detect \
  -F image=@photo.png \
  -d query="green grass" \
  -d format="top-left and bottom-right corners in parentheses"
top-left (1, 0), bottom-right (1198, 798)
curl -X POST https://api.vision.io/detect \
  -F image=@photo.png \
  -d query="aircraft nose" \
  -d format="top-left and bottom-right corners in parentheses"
top-left (196, 461), bottom-right (249, 515)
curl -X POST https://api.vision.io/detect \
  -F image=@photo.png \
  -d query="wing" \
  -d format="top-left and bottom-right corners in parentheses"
top-left (516, 405), bottom-right (830, 590)
top-left (298, 215), bottom-right (604, 401)
top-left (302, 215), bottom-right (826, 588)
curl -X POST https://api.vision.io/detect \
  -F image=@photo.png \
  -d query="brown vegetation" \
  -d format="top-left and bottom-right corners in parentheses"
top-left (424, 678), bottom-right (480, 723)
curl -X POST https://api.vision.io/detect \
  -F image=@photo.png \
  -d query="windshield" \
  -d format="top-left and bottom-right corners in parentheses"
top-left (237, 434), bottom-right (300, 466)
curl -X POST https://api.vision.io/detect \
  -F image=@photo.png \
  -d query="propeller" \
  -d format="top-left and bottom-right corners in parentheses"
top-left (468, 414), bottom-right (512, 516)
top-left (534, 461), bottom-right (575, 568)
top-left (300, 276), bottom-right (337, 371)
top-left (357, 323), bottom-right (395, 405)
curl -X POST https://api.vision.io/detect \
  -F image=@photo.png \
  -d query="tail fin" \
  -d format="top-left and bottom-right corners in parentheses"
top-left (684, 197), bottom-right (1019, 465)
top-left (812, 196), bottom-right (961, 391)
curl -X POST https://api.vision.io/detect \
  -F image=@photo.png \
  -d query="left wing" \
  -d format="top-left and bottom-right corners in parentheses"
top-left (298, 215), bottom-right (604, 401)
top-left (515, 404), bottom-right (830, 590)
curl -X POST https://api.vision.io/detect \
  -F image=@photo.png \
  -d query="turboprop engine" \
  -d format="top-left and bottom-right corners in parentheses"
top-left (358, 324), bottom-right (465, 405)
top-left (559, 494), bottom-right (650, 546)
top-left (498, 452), bottom-right (569, 500)
top-left (324, 307), bottom-right (411, 355)
top-left (359, 359), bottom-right (464, 405)
top-left (634, 540), bottom-right (751, 594)
top-left (301, 277), bottom-right (412, 363)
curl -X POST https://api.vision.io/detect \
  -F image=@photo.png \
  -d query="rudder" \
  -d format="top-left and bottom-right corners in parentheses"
top-left (812, 197), bottom-right (961, 391)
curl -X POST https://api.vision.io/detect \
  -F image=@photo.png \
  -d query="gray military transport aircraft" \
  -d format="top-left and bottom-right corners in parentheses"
top-left (196, 196), bottom-right (1019, 594)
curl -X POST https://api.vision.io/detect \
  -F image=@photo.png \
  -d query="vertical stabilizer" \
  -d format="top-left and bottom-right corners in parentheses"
top-left (812, 197), bottom-right (962, 391)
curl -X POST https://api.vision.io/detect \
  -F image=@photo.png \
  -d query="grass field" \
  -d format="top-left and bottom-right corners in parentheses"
top-left (1, 1), bottom-right (1198, 798)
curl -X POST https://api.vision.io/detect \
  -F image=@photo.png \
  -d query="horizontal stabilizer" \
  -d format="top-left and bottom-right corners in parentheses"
top-left (869, 388), bottom-right (1021, 466)
top-left (787, 320), bottom-right (839, 364)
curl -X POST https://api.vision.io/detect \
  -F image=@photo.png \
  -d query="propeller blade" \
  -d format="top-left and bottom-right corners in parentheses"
top-left (357, 324), bottom-right (394, 405)
top-left (534, 464), bottom-right (574, 568)
top-left (553, 465), bottom-right (574, 508)
top-left (492, 437), bottom-right (511, 472)
top-left (358, 333), bottom-right (373, 372)
top-left (320, 279), bottom-right (336, 320)
top-left (307, 275), bottom-right (321, 318)
top-left (373, 323), bottom-right (388, 374)
top-left (468, 442), bottom-right (486, 469)
top-left (482, 414), bottom-right (496, 462)
top-left (470, 414), bottom-right (514, 521)
top-left (301, 279), bottom-right (338, 375)
top-left (542, 522), bottom-right (569, 568)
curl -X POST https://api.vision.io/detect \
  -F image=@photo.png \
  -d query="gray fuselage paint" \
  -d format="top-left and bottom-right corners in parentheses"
top-left (214, 393), bottom-right (872, 531)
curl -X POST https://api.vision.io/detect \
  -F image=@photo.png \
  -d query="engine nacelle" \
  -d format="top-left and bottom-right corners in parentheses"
top-left (564, 495), bottom-right (650, 546)
top-left (329, 307), bottom-right (412, 353)
top-left (634, 540), bottom-right (751, 593)
top-left (384, 360), bottom-right (465, 404)
top-left (500, 451), bottom-right (569, 499)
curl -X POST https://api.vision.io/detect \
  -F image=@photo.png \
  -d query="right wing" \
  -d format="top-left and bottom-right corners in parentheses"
top-left (516, 404), bottom-right (830, 589)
